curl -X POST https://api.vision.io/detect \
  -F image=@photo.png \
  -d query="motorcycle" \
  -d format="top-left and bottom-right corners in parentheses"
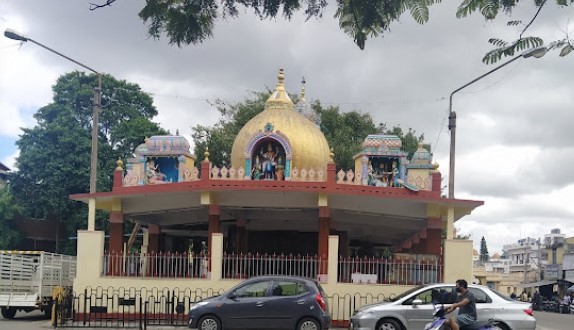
top-left (423, 304), bottom-right (501, 330)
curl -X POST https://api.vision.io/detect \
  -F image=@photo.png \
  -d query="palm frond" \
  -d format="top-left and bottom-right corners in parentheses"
top-left (480, 0), bottom-right (499, 19)
top-left (456, 0), bottom-right (484, 18)
top-left (488, 38), bottom-right (507, 47)
top-left (408, 2), bottom-right (430, 24)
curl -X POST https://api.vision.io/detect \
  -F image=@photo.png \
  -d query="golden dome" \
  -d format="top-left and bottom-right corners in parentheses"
top-left (231, 69), bottom-right (331, 173)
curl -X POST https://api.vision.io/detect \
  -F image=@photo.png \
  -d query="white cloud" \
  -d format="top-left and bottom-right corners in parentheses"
top-left (0, 11), bottom-right (61, 138)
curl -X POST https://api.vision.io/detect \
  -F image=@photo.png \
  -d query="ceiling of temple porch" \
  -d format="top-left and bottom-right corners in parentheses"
top-left (126, 202), bottom-right (428, 246)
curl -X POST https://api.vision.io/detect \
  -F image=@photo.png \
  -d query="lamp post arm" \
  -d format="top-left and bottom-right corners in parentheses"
top-left (447, 53), bottom-right (523, 199)
top-left (26, 38), bottom-right (99, 75)
top-left (448, 54), bottom-right (523, 114)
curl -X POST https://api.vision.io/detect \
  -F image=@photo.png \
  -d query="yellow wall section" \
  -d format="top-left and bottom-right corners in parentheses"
top-left (443, 239), bottom-right (473, 283)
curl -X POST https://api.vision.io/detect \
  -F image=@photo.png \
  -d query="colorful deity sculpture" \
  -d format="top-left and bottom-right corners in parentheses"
top-left (261, 143), bottom-right (277, 179)
top-left (146, 159), bottom-right (166, 184)
top-left (252, 156), bottom-right (262, 180)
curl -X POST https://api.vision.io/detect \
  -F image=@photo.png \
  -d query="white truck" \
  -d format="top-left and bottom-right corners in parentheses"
top-left (0, 251), bottom-right (76, 319)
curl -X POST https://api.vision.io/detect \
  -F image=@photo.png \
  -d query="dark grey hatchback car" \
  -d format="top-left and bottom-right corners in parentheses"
top-left (188, 275), bottom-right (331, 330)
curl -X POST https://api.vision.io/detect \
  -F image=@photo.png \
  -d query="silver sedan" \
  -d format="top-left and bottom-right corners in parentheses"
top-left (349, 283), bottom-right (536, 330)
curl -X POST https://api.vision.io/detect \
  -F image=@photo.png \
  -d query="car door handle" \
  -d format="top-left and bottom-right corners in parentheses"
top-left (256, 302), bottom-right (265, 307)
top-left (297, 300), bottom-right (306, 305)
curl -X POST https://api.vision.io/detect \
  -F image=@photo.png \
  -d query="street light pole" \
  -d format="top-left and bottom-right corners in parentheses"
top-left (447, 47), bottom-right (548, 199)
top-left (5, 29), bottom-right (101, 230)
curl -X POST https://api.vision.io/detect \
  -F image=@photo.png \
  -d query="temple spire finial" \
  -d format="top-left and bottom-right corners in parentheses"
top-left (265, 68), bottom-right (294, 107)
top-left (276, 68), bottom-right (285, 92)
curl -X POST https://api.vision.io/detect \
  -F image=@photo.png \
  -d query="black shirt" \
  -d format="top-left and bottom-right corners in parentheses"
top-left (457, 290), bottom-right (477, 319)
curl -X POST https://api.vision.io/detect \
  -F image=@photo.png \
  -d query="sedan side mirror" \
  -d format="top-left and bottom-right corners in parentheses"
top-left (412, 299), bottom-right (423, 306)
top-left (227, 291), bottom-right (237, 300)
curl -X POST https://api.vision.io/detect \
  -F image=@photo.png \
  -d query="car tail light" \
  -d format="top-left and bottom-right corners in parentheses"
top-left (523, 308), bottom-right (533, 316)
top-left (316, 293), bottom-right (327, 311)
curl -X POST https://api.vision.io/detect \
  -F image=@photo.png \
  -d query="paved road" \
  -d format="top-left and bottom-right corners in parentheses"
top-left (2, 310), bottom-right (573, 329)
top-left (533, 310), bottom-right (574, 330)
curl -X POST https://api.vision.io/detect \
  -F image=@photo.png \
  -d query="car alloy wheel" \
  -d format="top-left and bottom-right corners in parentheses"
top-left (378, 318), bottom-right (401, 330)
top-left (297, 317), bottom-right (320, 330)
top-left (198, 315), bottom-right (221, 330)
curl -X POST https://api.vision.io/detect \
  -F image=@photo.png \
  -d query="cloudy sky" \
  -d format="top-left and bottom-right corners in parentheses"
top-left (1, 1), bottom-right (573, 253)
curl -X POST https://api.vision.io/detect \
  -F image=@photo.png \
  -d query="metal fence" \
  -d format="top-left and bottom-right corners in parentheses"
top-left (222, 253), bottom-right (325, 279)
top-left (103, 252), bottom-right (210, 278)
top-left (103, 252), bottom-right (441, 285)
top-left (53, 286), bottom-right (393, 328)
top-left (338, 255), bottom-right (443, 285)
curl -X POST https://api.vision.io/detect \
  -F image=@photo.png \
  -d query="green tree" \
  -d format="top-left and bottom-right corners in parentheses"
top-left (313, 101), bottom-right (379, 169)
top-left (192, 90), bottom-right (426, 170)
top-left (0, 188), bottom-right (23, 249)
top-left (480, 236), bottom-right (490, 263)
top-left (9, 71), bottom-right (168, 253)
top-left (91, 0), bottom-right (572, 58)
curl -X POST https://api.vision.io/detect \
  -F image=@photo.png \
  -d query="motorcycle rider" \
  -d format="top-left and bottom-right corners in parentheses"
top-left (444, 279), bottom-right (477, 330)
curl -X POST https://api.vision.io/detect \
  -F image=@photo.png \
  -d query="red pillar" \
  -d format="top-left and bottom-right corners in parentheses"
top-left (148, 224), bottom-right (160, 253)
top-left (425, 217), bottom-right (442, 255)
top-left (109, 211), bottom-right (124, 254)
top-left (318, 207), bottom-right (330, 275)
top-left (431, 171), bottom-right (441, 194)
top-left (410, 233), bottom-right (423, 253)
top-left (113, 160), bottom-right (124, 190)
top-left (108, 211), bottom-right (124, 276)
top-left (208, 205), bottom-right (220, 271)
top-left (326, 161), bottom-right (336, 188)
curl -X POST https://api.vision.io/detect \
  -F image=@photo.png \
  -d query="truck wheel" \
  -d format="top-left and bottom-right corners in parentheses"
top-left (1, 307), bottom-right (17, 319)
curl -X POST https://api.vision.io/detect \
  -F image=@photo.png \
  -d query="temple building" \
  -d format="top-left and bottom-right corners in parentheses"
top-left (70, 69), bottom-right (482, 325)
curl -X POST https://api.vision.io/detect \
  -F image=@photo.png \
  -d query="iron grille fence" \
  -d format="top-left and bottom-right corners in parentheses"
top-left (103, 252), bottom-right (441, 285)
top-left (221, 253), bottom-right (325, 279)
top-left (52, 286), bottom-right (394, 328)
top-left (338, 255), bottom-right (443, 285)
top-left (103, 252), bottom-right (210, 278)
